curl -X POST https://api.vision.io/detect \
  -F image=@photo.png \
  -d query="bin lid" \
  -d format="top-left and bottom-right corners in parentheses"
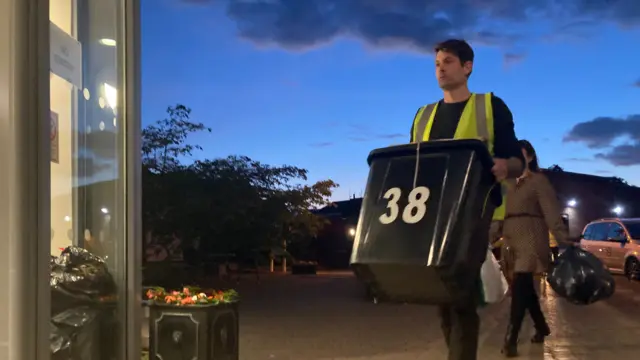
top-left (367, 139), bottom-right (493, 169)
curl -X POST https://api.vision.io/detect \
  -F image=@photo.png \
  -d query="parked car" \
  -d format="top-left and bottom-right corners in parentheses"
top-left (579, 218), bottom-right (640, 280)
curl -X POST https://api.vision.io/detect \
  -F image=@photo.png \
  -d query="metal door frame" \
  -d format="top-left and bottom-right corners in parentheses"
top-left (0, 0), bottom-right (141, 358)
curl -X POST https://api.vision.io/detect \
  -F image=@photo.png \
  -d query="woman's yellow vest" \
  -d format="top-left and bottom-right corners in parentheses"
top-left (410, 93), bottom-right (506, 220)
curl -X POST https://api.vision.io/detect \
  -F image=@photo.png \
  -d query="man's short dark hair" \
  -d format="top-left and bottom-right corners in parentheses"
top-left (434, 39), bottom-right (474, 77)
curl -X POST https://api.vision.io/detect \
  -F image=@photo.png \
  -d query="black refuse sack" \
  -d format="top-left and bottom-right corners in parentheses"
top-left (50, 246), bottom-right (117, 358)
top-left (547, 246), bottom-right (615, 305)
top-left (51, 246), bottom-right (116, 298)
top-left (50, 307), bottom-right (101, 355)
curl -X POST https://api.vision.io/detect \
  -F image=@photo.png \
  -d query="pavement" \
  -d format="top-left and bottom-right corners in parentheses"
top-left (233, 271), bottom-right (640, 360)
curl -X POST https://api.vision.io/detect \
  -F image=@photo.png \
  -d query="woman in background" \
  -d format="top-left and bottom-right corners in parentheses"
top-left (490, 220), bottom-right (503, 261)
top-left (501, 140), bottom-right (569, 357)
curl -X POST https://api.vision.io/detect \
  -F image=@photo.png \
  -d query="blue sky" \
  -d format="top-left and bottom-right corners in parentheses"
top-left (141, 0), bottom-right (640, 200)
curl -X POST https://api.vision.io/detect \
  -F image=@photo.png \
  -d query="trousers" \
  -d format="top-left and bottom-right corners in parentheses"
top-left (507, 272), bottom-right (548, 341)
top-left (438, 274), bottom-right (481, 360)
top-left (438, 205), bottom-right (494, 359)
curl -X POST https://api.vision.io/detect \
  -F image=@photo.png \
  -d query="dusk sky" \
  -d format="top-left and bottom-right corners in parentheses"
top-left (141, 0), bottom-right (640, 200)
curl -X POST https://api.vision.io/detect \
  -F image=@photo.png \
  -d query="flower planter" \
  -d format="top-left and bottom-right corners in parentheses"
top-left (146, 288), bottom-right (239, 360)
top-left (291, 263), bottom-right (317, 275)
top-left (149, 303), bottom-right (239, 360)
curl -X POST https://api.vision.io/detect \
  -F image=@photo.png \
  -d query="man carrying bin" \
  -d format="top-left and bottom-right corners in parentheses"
top-left (409, 39), bottom-right (523, 360)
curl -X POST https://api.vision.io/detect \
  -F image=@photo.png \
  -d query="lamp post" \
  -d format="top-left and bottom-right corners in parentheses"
top-left (612, 206), bottom-right (623, 216)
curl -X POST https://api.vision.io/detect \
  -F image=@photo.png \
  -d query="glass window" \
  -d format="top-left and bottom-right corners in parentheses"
top-left (49, 0), bottom-right (128, 358)
top-left (606, 223), bottom-right (626, 241)
top-left (588, 223), bottom-right (610, 241)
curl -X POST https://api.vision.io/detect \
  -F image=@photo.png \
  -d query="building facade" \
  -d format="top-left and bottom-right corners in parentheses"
top-left (316, 170), bottom-right (640, 268)
top-left (0, 0), bottom-right (141, 359)
top-left (544, 169), bottom-right (639, 238)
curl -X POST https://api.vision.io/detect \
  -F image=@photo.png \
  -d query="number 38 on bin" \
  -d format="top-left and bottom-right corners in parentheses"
top-left (379, 186), bottom-right (430, 225)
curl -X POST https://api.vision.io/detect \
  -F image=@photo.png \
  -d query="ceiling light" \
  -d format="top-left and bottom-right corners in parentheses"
top-left (99, 38), bottom-right (116, 46)
top-left (103, 83), bottom-right (117, 109)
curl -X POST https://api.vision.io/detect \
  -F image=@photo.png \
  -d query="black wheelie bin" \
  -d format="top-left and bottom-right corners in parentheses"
top-left (350, 139), bottom-right (498, 305)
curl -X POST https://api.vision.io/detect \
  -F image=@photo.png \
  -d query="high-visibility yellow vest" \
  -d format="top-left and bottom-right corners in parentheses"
top-left (411, 93), bottom-right (506, 220)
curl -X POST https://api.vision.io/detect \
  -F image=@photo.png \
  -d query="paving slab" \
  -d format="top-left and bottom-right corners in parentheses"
top-left (148, 271), bottom-right (640, 360)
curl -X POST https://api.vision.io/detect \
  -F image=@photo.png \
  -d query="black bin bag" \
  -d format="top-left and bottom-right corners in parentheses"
top-left (350, 139), bottom-right (497, 305)
top-left (547, 246), bottom-right (615, 305)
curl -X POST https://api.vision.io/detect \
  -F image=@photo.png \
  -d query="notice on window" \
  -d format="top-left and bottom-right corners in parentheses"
top-left (51, 111), bottom-right (59, 163)
top-left (50, 21), bottom-right (83, 89)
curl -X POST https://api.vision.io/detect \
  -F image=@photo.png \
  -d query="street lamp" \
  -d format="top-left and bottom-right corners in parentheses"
top-left (348, 227), bottom-right (356, 237)
top-left (567, 199), bottom-right (577, 207)
top-left (612, 206), bottom-right (623, 216)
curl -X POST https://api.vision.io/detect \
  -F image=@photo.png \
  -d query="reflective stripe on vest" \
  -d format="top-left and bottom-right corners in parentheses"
top-left (411, 93), bottom-right (506, 220)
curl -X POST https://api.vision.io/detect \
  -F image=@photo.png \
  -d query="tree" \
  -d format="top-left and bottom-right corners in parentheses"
top-left (141, 104), bottom-right (338, 269)
top-left (610, 176), bottom-right (628, 185)
top-left (548, 164), bottom-right (564, 172)
top-left (189, 156), bottom-right (338, 256)
top-left (142, 104), bottom-right (211, 173)
top-left (142, 105), bottom-right (211, 262)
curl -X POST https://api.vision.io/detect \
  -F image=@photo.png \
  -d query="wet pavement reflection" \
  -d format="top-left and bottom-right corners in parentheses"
top-left (236, 272), bottom-right (640, 359)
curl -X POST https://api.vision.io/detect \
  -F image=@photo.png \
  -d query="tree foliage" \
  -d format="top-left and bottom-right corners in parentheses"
top-left (548, 164), bottom-right (564, 172)
top-left (610, 176), bottom-right (628, 185)
top-left (142, 104), bottom-right (338, 263)
top-left (142, 104), bottom-right (211, 173)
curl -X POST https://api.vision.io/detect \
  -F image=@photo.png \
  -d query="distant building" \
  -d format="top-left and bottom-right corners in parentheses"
top-left (313, 196), bottom-right (362, 268)
top-left (314, 170), bottom-right (640, 268)
top-left (544, 169), bottom-right (640, 238)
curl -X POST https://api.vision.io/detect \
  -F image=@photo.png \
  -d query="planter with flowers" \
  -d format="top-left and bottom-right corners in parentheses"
top-left (146, 287), bottom-right (239, 360)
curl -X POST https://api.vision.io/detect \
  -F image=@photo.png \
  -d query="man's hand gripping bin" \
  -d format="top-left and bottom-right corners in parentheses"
top-left (350, 139), bottom-right (497, 305)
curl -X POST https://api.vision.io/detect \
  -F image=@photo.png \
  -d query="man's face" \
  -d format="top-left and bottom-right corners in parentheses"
top-left (435, 51), bottom-right (472, 90)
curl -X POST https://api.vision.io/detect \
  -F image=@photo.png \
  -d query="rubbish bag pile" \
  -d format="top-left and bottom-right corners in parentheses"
top-left (50, 246), bottom-right (117, 359)
top-left (547, 246), bottom-right (615, 305)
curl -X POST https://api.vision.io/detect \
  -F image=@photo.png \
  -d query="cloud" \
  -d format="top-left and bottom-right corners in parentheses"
top-left (634, 79), bottom-right (640, 87)
top-left (183, 0), bottom-right (640, 54)
top-left (564, 115), bottom-right (640, 148)
top-left (503, 52), bottom-right (526, 67)
top-left (345, 123), bottom-right (407, 142)
top-left (348, 133), bottom-right (404, 142)
top-left (540, 19), bottom-right (602, 43)
top-left (348, 137), bottom-right (368, 142)
top-left (313, 122), bottom-right (406, 145)
top-left (376, 133), bottom-right (405, 140)
top-left (595, 144), bottom-right (640, 166)
top-left (564, 114), bottom-right (640, 166)
top-left (309, 141), bottom-right (334, 147)
top-left (564, 157), bottom-right (591, 162)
